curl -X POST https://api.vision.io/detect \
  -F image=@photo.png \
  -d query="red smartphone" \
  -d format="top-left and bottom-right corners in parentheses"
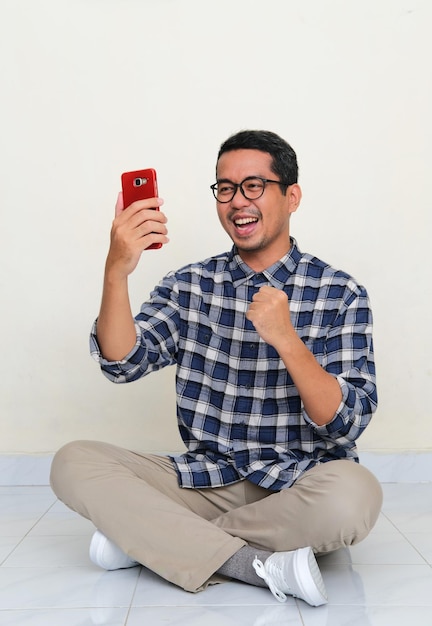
top-left (121, 168), bottom-right (161, 250)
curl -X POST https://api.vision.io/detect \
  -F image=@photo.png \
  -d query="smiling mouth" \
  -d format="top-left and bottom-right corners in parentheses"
top-left (234, 217), bottom-right (258, 227)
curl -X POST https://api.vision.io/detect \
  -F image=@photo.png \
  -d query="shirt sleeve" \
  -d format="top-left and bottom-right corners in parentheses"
top-left (302, 284), bottom-right (377, 443)
top-left (89, 271), bottom-right (180, 383)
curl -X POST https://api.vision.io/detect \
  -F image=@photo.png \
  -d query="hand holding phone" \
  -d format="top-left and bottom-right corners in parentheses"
top-left (121, 168), bottom-right (162, 250)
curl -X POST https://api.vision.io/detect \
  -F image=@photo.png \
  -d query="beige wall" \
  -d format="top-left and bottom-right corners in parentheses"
top-left (1, 0), bottom-right (430, 457)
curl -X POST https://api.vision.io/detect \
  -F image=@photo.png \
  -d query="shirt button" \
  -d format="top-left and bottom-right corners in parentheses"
top-left (252, 273), bottom-right (267, 286)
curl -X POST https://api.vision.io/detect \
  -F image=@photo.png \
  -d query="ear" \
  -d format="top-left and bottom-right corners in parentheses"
top-left (287, 184), bottom-right (302, 215)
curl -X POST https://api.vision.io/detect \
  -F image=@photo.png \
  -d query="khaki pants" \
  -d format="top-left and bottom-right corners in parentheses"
top-left (50, 440), bottom-right (382, 592)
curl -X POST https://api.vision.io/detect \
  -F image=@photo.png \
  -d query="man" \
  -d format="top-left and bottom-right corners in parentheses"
top-left (50, 130), bottom-right (382, 607)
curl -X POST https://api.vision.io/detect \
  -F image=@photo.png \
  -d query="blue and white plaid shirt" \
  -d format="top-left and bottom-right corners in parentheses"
top-left (90, 238), bottom-right (377, 491)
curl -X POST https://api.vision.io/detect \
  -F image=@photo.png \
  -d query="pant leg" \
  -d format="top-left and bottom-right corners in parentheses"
top-left (50, 440), bottom-right (248, 592)
top-left (51, 442), bottom-right (382, 590)
top-left (212, 460), bottom-right (383, 554)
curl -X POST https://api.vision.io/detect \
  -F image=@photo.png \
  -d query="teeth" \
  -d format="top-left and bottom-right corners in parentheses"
top-left (235, 217), bottom-right (258, 226)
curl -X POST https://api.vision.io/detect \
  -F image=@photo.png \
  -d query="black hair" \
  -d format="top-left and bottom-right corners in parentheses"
top-left (217, 130), bottom-right (298, 194)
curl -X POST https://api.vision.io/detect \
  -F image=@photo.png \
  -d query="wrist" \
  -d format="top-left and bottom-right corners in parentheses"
top-left (104, 261), bottom-right (130, 285)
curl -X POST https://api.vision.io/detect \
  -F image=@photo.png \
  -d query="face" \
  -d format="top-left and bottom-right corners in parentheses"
top-left (215, 149), bottom-right (301, 271)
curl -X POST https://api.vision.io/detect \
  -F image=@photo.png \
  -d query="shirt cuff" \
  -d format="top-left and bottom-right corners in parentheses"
top-left (89, 320), bottom-right (143, 369)
top-left (301, 375), bottom-right (352, 437)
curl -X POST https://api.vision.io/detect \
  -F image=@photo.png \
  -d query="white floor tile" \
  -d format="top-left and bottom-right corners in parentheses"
top-left (0, 487), bottom-right (53, 497)
top-left (0, 566), bottom-right (140, 609)
top-left (0, 607), bottom-right (128, 625)
top-left (321, 563), bottom-right (432, 606)
top-left (1, 482), bottom-right (431, 624)
top-left (319, 532), bottom-right (426, 565)
top-left (381, 483), bottom-right (432, 532)
top-left (0, 514), bottom-right (48, 537)
top-left (369, 512), bottom-right (398, 533)
top-left (0, 491), bottom-right (56, 536)
top-left (0, 537), bottom-right (22, 563)
top-left (28, 502), bottom-right (96, 536)
top-left (0, 492), bottom-right (56, 514)
top-left (3, 535), bottom-right (94, 567)
top-left (300, 605), bottom-right (432, 626)
top-left (127, 604), bottom-right (303, 626)
top-left (404, 532), bottom-right (432, 564)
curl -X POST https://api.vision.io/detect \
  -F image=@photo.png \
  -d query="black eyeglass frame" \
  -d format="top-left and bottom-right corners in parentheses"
top-left (210, 176), bottom-right (291, 203)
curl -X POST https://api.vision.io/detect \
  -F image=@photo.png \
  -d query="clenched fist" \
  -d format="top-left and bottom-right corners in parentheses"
top-left (246, 285), bottom-right (295, 348)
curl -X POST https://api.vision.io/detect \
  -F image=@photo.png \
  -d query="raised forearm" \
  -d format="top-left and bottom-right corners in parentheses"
top-left (276, 332), bottom-right (342, 426)
top-left (96, 270), bottom-right (137, 362)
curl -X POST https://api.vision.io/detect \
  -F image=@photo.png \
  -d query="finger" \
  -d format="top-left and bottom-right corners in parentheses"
top-left (115, 192), bottom-right (124, 216)
top-left (125, 197), bottom-right (165, 213)
top-left (138, 218), bottom-right (169, 239)
top-left (142, 232), bottom-right (170, 249)
top-left (251, 290), bottom-right (267, 303)
top-left (127, 209), bottom-right (168, 233)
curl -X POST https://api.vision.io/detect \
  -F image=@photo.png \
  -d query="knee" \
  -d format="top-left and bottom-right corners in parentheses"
top-left (320, 461), bottom-right (383, 548)
top-left (292, 460), bottom-right (383, 553)
top-left (50, 440), bottom-right (96, 501)
top-left (348, 463), bottom-right (383, 541)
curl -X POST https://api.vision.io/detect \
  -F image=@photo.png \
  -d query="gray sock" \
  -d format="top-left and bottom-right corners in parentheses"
top-left (217, 546), bottom-right (272, 588)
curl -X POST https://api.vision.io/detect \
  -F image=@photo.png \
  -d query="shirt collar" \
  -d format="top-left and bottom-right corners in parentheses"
top-left (228, 238), bottom-right (302, 288)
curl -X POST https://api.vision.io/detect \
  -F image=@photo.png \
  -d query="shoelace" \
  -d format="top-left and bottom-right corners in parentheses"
top-left (252, 556), bottom-right (287, 603)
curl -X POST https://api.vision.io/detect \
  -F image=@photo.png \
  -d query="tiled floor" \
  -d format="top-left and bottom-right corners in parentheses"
top-left (0, 483), bottom-right (431, 625)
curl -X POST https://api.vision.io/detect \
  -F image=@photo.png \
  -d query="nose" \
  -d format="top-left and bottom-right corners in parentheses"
top-left (230, 185), bottom-right (251, 208)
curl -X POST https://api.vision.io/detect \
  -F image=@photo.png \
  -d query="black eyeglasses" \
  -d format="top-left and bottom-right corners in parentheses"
top-left (210, 176), bottom-right (290, 203)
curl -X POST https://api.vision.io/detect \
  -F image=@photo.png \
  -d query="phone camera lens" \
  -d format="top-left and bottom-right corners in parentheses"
top-left (133, 177), bottom-right (148, 187)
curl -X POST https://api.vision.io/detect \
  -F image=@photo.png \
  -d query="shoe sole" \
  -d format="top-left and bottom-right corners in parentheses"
top-left (293, 547), bottom-right (328, 606)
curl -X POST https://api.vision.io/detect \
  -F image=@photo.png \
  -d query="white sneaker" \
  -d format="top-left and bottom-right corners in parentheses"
top-left (89, 530), bottom-right (139, 570)
top-left (253, 546), bottom-right (327, 606)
